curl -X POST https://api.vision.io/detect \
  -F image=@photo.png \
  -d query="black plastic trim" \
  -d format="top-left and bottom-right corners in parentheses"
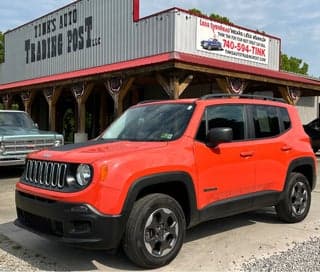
top-left (15, 190), bottom-right (125, 250)
top-left (199, 191), bottom-right (280, 222)
top-left (200, 93), bottom-right (285, 103)
top-left (122, 171), bottom-right (199, 228)
top-left (285, 157), bottom-right (317, 191)
top-left (50, 139), bottom-right (117, 152)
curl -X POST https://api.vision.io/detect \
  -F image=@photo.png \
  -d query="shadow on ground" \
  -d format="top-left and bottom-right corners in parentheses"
top-left (0, 207), bottom-right (282, 271)
top-left (0, 166), bottom-right (24, 179)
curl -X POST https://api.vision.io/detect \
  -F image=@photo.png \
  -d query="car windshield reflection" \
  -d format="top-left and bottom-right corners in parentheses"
top-left (100, 103), bottom-right (195, 141)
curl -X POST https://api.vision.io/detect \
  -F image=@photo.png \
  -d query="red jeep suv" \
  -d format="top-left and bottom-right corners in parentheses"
top-left (15, 94), bottom-right (317, 268)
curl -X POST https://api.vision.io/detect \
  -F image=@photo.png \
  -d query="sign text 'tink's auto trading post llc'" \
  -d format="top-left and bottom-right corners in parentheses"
top-left (24, 8), bottom-right (101, 64)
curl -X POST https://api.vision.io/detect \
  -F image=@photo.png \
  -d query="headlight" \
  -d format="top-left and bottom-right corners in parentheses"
top-left (76, 164), bottom-right (92, 186)
top-left (54, 139), bottom-right (63, 147)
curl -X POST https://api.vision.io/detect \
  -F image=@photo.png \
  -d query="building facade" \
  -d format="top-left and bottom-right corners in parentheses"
top-left (0, 0), bottom-right (320, 142)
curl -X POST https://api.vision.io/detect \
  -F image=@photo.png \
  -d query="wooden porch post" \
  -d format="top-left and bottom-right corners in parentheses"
top-left (44, 87), bottom-right (63, 131)
top-left (104, 77), bottom-right (135, 118)
top-left (20, 91), bottom-right (35, 114)
top-left (2, 94), bottom-right (11, 110)
top-left (71, 82), bottom-right (94, 142)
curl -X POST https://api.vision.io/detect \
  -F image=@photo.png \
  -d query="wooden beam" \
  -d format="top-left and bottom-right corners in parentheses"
top-left (156, 73), bottom-right (172, 98)
top-left (156, 73), bottom-right (193, 99)
top-left (216, 78), bottom-right (229, 94)
top-left (118, 77), bottom-right (135, 113)
top-left (20, 91), bottom-right (37, 114)
top-left (72, 82), bottom-right (95, 133)
top-left (174, 62), bottom-right (320, 93)
top-left (177, 74), bottom-right (194, 98)
top-left (43, 87), bottom-right (63, 131)
top-left (278, 86), bottom-right (300, 105)
top-left (104, 77), bottom-right (135, 118)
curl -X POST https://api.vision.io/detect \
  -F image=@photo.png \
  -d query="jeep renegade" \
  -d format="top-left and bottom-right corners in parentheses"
top-left (15, 95), bottom-right (317, 268)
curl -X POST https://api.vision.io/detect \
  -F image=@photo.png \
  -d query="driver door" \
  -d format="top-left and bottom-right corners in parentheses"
top-left (194, 104), bottom-right (256, 210)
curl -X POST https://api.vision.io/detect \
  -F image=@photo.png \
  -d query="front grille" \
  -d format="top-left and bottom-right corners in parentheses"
top-left (24, 160), bottom-right (68, 190)
top-left (3, 139), bottom-right (55, 155)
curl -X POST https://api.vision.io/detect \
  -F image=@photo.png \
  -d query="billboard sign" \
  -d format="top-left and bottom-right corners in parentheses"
top-left (197, 18), bottom-right (269, 65)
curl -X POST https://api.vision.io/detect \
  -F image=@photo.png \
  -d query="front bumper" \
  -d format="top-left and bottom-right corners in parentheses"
top-left (15, 190), bottom-right (125, 250)
top-left (0, 155), bottom-right (26, 166)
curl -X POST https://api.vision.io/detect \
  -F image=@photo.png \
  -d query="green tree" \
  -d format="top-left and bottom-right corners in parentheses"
top-left (188, 8), bottom-right (203, 16)
top-left (0, 31), bottom-right (4, 63)
top-left (188, 8), bottom-right (233, 24)
top-left (281, 53), bottom-right (308, 75)
top-left (209, 13), bottom-right (232, 24)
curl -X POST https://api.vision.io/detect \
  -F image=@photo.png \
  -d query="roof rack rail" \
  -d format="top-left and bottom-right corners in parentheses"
top-left (200, 93), bottom-right (286, 103)
top-left (137, 100), bottom-right (162, 104)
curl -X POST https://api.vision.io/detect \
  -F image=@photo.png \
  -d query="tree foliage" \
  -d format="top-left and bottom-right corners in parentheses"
top-left (209, 13), bottom-right (231, 24)
top-left (281, 53), bottom-right (308, 75)
top-left (0, 31), bottom-right (4, 63)
top-left (188, 9), bottom-right (232, 24)
top-left (188, 8), bottom-right (203, 16)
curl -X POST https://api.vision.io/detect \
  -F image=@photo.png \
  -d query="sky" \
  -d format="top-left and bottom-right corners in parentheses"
top-left (0, 0), bottom-right (319, 77)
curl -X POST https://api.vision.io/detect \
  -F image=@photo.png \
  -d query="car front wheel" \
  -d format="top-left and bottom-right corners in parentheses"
top-left (276, 172), bottom-right (311, 223)
top-left (123, 193), bottom-right (186, 268)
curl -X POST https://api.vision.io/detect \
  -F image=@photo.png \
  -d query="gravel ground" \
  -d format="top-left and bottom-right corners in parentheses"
top-left (241, 237), bottom-right (320, 272)
top-left (0, 234), bottom-right (66, 271)
top-left (1, 233), bottom-right (320, 271)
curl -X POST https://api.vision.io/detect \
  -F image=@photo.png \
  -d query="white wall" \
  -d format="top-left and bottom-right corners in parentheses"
top-left (296, 96), bottom-right (319, 124)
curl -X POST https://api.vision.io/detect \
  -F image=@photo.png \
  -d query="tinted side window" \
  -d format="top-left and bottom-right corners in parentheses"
top-left (196, 105), bottom-right (245, 142)
top-left (279, 107), bottom-right (291, 131)
top-left (252, 105), bottom-right (280, 138)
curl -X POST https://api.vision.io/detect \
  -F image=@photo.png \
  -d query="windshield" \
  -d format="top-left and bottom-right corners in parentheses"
top-left (100, 103), bottom-right (195, 141)
top-left (0, 111), bottom-right (36, 129)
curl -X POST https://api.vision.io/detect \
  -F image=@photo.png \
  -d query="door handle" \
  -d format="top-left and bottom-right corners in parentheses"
top-left (281, 145), bottom-right (292, 152)
top-left (240, 151), bottom-right (254, 158)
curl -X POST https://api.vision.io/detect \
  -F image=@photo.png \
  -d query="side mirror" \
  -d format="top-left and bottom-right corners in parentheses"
top-left (206, 127), bottom-right (233, 147)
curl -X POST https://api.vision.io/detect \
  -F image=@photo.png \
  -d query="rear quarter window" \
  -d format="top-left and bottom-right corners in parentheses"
top-left (251, 105), bottom-right (291, 139)
top-left (279, 107), bottom-right (291, 131)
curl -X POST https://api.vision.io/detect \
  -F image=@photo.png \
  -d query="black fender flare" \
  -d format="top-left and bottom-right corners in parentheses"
top-left (284, 157), bottom-right (317, 191)
top-left (121, 171), bottom-right (199, 227)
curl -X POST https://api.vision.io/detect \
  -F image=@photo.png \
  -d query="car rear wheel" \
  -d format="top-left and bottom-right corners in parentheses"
top-left (276, 172), bottom-right (311, 223)
top-left (122, 193), bottom-right (186, 268)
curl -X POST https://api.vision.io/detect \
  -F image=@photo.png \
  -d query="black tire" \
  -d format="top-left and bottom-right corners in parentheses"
top-left (122, 193), bottom-right (186, 268)
top-left (276, 172), bottom-right (311, 223)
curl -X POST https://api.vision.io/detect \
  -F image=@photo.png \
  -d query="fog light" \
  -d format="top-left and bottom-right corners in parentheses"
top-left (70, 205), bottom-right (89, 213)
top-left (71, 221), bottom-right (91, 234)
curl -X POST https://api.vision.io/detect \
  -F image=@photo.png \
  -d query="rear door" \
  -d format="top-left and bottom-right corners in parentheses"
top-left (248, 105), bottom-right (291, 192)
